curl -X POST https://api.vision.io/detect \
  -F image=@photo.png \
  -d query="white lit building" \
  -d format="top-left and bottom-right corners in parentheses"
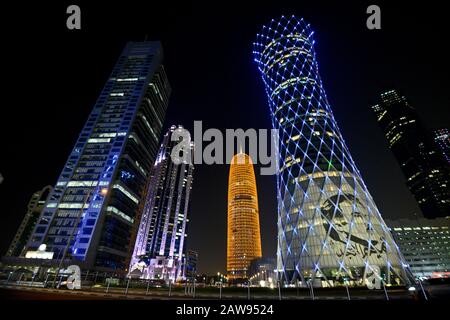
top-left (386, 218), bottom-right (450, 279)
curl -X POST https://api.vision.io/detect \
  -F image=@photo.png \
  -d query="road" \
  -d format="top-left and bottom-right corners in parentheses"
top-left (0, 284), bottom-right (414, 300)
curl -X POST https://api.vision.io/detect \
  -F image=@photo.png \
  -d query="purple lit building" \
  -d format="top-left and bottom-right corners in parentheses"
top-left (129, 125), bottom-right (194, 282)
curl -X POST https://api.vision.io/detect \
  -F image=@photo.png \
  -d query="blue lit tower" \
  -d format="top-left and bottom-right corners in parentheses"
top-left (253, 16), bottom-right (413, 287)
top-left (24, 42), bottom-right (170, 271)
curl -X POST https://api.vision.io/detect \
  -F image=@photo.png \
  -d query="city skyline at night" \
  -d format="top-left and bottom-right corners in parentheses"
top-left (1, 2), bottom-right (449, 278)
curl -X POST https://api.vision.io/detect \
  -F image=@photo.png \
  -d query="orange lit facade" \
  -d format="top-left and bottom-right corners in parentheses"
top-left (227, 153), bottom-right (262, 281)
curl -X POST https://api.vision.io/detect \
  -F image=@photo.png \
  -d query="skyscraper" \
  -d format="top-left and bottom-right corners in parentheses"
top-left (6, 186), bottom-right (52, 257)
top-left (129, 125), bottom-right (194, 282)
top-left (371, 90), bottom-right (450, 218)
top-left (23, 42), bottom-right (170, 271)
top-left (433, 128), bottom-right (450, 164)
top-left (227, 152), bottom-right (262, 281)
top-left (254, 16), bottom-right (412, 287)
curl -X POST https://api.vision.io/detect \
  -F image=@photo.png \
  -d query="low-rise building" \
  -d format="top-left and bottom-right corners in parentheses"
top-left (386, 218), bottom-right (450, 279)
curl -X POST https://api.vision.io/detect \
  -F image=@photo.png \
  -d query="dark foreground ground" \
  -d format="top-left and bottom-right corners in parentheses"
top-left (0, 284), bottom-right (415, 300)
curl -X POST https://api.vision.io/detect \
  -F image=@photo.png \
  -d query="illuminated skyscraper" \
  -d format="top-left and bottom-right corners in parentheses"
top-left (227, 152), bottom-right (262, 281)
top-left (23, 42), bottom-right (170, 271)
top-left (254, 16), bottom-right (412, 287)
top-left (6, 186), bottom-right (52, 257)
top-left (372, 90), bottom-right (450, 218)
top-left (129, 125), bottom-right (194, 282)
top-left (433, 128), bottom-right (450, 164)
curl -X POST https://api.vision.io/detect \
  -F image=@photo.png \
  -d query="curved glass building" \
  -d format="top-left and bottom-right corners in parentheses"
top-left (253, 16), bottom-right (413, 287)
top-left (227, 153), bottom-right (262, 281)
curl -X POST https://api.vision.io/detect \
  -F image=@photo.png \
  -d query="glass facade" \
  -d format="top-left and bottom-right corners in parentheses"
top-left (129, 125), bottom-right (194, 281)
top-left (227, 153), bottom-right (262, 281)
top-left (372, 90), bottom-right (450, 218)
top-left (25, 41), bottom-right (170, 271)
top-left (386, 218), bottom-right (450, 279)
top-left (433, 128), bottom-right (450, 164)
top-left (253, 16), bottom-right (412, 287)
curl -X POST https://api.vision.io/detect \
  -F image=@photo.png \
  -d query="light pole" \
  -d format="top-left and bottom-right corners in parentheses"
top-left (277, 280), bottom-right (281, 300)
top-left (418, 279), bottom-right (428, 301)
top-left (193, 276), bottom-right (196, 298)
top-left (44, 273), bottom-right (50, 287)
top-left (146, 278), bottom-right (151, 295)
top-left (168, 279), bottom-right (172, 297)
top-left (216, 272), bottom-right (224, 299)
top-left (6, 271), bottom-right (13, 283)
top-left (345, 281), bottom-right (351, 300)
top-left (382, 279), bottom-right (389, 300)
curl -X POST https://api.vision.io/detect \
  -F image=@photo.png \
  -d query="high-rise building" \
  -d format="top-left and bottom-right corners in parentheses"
top-left (6, 186), bottom-right (52, 257)
top-left (23, 42), bottom-right (170, 271)
top-left (253, 16), bottom-right (413, 287)
top-left (129, 125), bottom-right (194, 282)
top-left (371, 90), bottom-right (450, 218)
top-left (433, 128), bottom-right (450, 164)
top-left (227, 152), bottom-right (262, 281)
top-left (385, 218), bottom-right (450, 279)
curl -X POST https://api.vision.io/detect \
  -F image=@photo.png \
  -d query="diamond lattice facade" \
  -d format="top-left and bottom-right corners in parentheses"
top-left (253, 16), bottom-right (413, 287)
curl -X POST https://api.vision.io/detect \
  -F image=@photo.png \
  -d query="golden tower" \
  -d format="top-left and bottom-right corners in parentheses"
top-left (227, 152), bottom-right (262, 281)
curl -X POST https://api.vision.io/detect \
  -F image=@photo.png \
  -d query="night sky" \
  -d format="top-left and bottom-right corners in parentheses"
top-left (0, 1), bottom-right (449, 275)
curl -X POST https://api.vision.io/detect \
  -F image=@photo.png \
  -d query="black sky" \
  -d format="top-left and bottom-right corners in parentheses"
top-left (0, 1), bottom-right (449, 274)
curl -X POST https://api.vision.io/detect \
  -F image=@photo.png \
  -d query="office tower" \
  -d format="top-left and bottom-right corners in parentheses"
top-left (372, 90), bottom-right (450, 218)
top-left (129, 125), bottom-right (194, 282)
top-left (6, 186), bottom-right (52, 257)
top-left (254, 16), bottom-right (412, 287)
top-left (433, 128), bottom-right (450, 164)
top-left (386, 218), bottom-right (450, 278)
top-left (23, 42), bottom-right (170, 271)
top-left (227, 152), bottom-right (262, 281)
